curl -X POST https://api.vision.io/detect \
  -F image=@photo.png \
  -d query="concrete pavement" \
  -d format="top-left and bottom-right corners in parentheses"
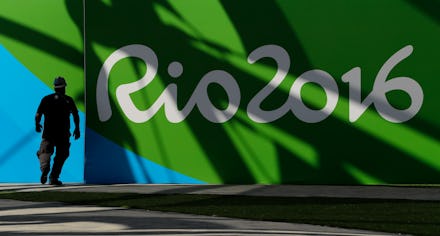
top-left (2, 183), bottom-right (440, 200)
top-left (1, 184), bottom-right (435, 235)
top-left (0, 198), bottom-right (398, 236)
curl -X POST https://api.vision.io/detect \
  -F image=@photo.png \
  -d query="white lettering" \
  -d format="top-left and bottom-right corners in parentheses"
top-left (97, 44), bottom-right (239, 123)
top-left (342, 45), bottom-right (423, 123)
top-left (246, 45), bottom-right (339, 123)
top-left (97, 44), bottom-right (423, 124)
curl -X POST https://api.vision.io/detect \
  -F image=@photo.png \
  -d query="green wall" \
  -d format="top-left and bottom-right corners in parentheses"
top-left (84, 0), bottom-right (440, 184)
top-left (1, 0), bottom-right (439, 184)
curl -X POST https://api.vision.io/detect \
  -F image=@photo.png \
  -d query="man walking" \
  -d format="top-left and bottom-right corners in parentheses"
top-left (35, 76), bottom-right (80, 185)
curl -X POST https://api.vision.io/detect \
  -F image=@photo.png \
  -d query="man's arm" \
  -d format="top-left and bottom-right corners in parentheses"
top-left (72, 112), bottom-right (80, 139)
top-left (35, 97), bottom-right (45, 133)
top-left (35, 113), bottom-right (42, 132)
top-left (73, 111), bottom-right (80, 128)
top-left (70, 98), bottom-right (80, 140)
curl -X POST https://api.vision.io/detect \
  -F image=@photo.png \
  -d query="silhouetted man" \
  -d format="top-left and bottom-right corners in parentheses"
top-left (35, 77), bottom-right (80, 185)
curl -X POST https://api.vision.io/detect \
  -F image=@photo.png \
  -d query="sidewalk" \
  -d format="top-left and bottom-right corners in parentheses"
top-left (2, 184), bottom-right (435, 236)
top-left (0, 198), bottom-right (398, 236)
top-left (1, 184), bottom-right (439, 201)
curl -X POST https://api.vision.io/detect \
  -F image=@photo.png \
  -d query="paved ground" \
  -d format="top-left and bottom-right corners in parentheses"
top-left (0, 198), bottom-right (397, 236)
top-left (2, 183), bottom-right (440, 200)
top-left (1, 184), bottom-right (435, 235)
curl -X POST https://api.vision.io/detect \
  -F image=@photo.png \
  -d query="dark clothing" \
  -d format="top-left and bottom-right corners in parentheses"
top-left (37, 139), bottom-right (70, 180)
top-left (36, 93), bottom-right (78, 140)
top-left (36, 91), bottom-right (79, 183)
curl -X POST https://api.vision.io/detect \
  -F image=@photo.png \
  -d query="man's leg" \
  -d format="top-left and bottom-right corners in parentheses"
top-left (49, 140), bottom-right (70, 185)
top-left (37, 139), bottom-right (53, 184)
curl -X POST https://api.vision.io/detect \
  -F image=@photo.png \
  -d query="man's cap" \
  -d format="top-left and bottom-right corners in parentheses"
top-left (54, 76), bottom-right (67, 88)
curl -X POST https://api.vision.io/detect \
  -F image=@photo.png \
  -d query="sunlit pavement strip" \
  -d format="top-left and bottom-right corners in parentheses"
top-left (1, 183), bottom-right (440, 201)
top-left (0, 199), bottom-right (399, 236)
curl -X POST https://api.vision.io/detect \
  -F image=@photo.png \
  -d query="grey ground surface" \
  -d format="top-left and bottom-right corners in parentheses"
top-left (3, 183), bottom-right (440, 200)
top-left (1, 184), bottom-right (432, 235)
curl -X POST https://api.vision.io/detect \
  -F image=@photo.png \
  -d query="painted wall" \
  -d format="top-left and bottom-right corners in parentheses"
top-left (1, 0), bottom-right (439, 184)
top-left (84, 0), bottom-right (440, 184)
top-left (0, 0), bottom-right (84, 183)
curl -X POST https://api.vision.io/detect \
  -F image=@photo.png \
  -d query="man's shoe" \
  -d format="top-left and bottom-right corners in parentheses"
top-left (40, 175), bottom-right (47, 185)
top-left (49, 179), bottom-right (63, 186)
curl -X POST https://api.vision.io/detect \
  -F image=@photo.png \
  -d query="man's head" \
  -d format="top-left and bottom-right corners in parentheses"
top-left (54, 76), bottom-right (67, 94)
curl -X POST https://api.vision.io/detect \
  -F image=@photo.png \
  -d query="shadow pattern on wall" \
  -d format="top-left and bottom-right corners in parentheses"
top-left (2, 0), bottom-right (438, 184)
